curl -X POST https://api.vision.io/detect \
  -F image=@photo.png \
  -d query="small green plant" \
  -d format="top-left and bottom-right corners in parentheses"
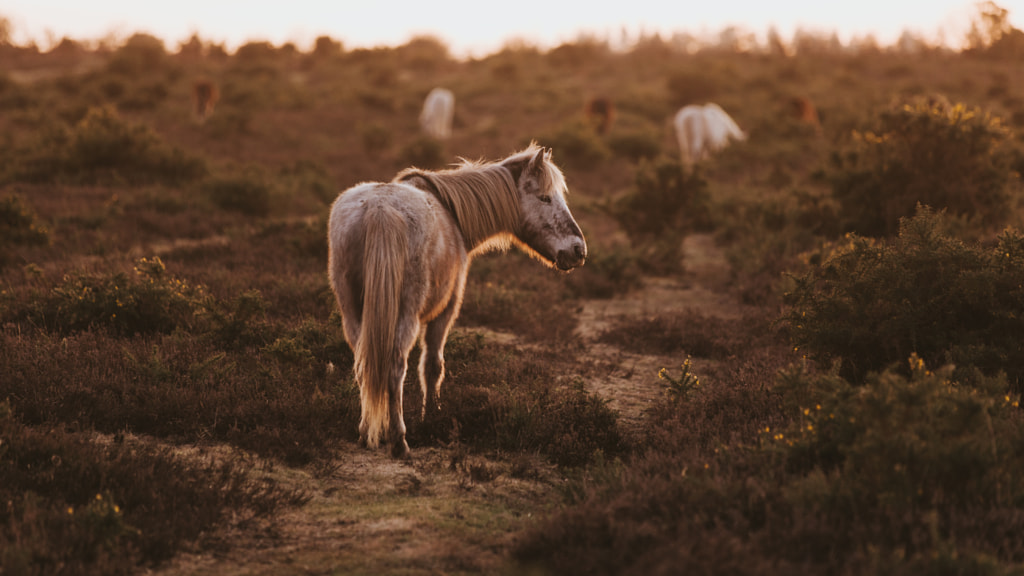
top-left (829, 100), bottom-right (1017, 237)
top-left (658, 358), bottom-right (701, 400)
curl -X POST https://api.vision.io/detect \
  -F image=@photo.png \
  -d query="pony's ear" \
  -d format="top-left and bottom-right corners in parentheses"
top-left (527, 147), bottom-right (546, 176)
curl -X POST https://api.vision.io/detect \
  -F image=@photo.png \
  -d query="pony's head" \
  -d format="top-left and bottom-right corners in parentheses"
top-left (504, 145), bottom-right (587, 271)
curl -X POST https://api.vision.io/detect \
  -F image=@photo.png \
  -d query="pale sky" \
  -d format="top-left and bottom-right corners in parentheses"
top-left (3, 0), bottom-right (1022, 56)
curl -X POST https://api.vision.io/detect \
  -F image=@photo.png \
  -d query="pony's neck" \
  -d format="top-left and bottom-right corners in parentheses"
top-left (398, 165), bottom-right (522, 252)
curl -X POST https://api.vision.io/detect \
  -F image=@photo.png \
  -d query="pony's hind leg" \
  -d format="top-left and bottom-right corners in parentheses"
top-left (386, 352), bottom-right (411, 458)
top-left (388, 318), bottom-right (420, 459)
top-left (420, 294), bottom-right (461, 419)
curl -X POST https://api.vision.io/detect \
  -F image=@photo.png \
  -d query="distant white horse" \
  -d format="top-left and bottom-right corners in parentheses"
top-left (328, 144), bottom-right (586, 458)
top-left (419, 88), bottom-right (455, 140)
top-left (673, 103), bottom-right (747, 168)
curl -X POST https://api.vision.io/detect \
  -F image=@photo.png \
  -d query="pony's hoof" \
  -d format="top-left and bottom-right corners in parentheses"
top-left (358, 435), bottom-right (369, 449)
top-left (391, 439), bottom-right (411, 459)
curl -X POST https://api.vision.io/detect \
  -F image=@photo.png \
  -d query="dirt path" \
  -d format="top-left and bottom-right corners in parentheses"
top-left (151, 233), bottom-right (743, 575)
top-left (154, 443), bottom-right (561, 576)
top-left (573, 233), bottom-right (743, 426)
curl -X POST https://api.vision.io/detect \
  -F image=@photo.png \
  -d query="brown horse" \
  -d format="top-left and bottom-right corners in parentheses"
top-left (327, 144), bottom-right (587, 458)
top-left (584, 97), bottom-right (615, 135)
top-left (192, 79), bottom-right (219, 123)
top-left (790, 96), bottom-right (822, 132)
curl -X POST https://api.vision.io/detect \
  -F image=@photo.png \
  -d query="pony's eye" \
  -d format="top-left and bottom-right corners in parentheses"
top-left (538, 194), bottom-right (552, 204)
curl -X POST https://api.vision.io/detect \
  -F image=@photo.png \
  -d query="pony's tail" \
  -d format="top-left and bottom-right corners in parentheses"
top-left (355, 204), bottom-right (408, 449)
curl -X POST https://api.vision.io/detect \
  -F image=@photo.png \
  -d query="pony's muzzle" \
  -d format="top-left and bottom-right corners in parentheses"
top-left (556, 239), bottom-right (587, 271)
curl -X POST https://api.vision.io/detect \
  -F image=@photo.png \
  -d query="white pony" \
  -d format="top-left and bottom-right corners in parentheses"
top-left (419, 87), bottom-right (455, 140)
top-left (673, 103), bottom-right (747, 168)
top-left (328, 144), bottom-right (586, 458)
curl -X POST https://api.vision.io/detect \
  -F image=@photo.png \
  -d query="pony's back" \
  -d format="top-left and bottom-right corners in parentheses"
top-left (702, 103), bottom-right (746, 147)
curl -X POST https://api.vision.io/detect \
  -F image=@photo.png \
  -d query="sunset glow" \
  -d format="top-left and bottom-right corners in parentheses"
top-left (4, 0), bottom-right (1020, 55)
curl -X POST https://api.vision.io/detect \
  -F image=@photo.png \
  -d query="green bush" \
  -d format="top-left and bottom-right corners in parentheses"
top-left (782, 208), bottom-right (1024, 387)
top-left (608, 156), bottom-right (710, 273)
top-left (10, 106), bottom-right (207, 186)
top-left (23, 256), bottom-right (208, 336)
top-left (829, 101), bottom-right (1018, 237)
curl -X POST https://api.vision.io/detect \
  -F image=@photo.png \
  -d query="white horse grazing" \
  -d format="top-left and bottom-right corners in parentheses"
top-left (674, 103), bottom-right (747, 168)
top-left (328, 144), bottom-right (587, 458)
top-left (419, 87), bottom-right (455, 140)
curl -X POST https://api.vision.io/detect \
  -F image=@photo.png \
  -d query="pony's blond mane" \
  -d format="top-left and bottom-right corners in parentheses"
top-left (396, 157), bottom-right (522, 250)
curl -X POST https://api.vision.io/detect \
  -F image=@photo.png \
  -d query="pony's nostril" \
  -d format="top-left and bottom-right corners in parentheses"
top-left (574, 243), bottom-right (586, 260)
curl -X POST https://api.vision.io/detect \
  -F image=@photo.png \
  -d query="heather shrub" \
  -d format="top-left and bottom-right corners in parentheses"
top-left (360, 122), bottom-right (392, 153)
top-left (106, 33), bottom-right (169, 77)
top-left (399, 136), bottom-right (446, 169)
top-left (719, 189), bottom-right (840, 305)
top-left (666, 70), bottom-right (719, 107)
top-left (782, 208), bottom-right (1024, 387)
top-left (0, 401), bottom-right (307, 576)
top-left (411, 333), bottom-right (625, 467)
top-left (23, 256), bottom-right (208, 336)
top-left (457, 251), bottom-right (582, 341)
top-left (563, 243), bottom-right (642, 299)
top-left (607, 127), bottom-right (662, 161)
top-left (599, 308), bottom-right (770, 359)
top-left (0, 194), bottom-right (50, 262)
top-left (279, 160), bottom-right (335, 204)
top-left (829, 101), bottom-right (1018, 237)
top-left (515, 360), bottom-right (1024, 575)
top-left (204, 289), bottom-right (278, 350)
top-left (10, 106), bottom-right (206, 185)
top-left (538, 120), bottom-right (610, 169)
top-left (201, 169), bottom-right (272, 216)
top-left (608, 156), bottom-right (710, 273)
